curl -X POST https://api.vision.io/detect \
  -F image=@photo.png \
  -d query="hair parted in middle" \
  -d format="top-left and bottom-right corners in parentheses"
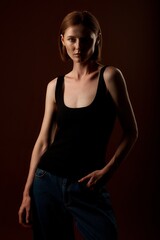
top-left (58, 10), bottom-right (102, 63)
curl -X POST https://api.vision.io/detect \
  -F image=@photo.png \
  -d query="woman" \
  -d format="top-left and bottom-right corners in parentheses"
top-left (18, 10), bottom-right (138, 240)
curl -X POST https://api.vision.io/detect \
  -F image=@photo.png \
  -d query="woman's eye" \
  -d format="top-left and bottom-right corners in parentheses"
top-left (68, 38), bottom-right (75, 42)
top-left (83, 37), bottom-right (92, 43)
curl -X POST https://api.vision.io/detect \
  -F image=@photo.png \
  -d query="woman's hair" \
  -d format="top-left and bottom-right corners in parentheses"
top-left (58, 10), bottom-right (102, 63)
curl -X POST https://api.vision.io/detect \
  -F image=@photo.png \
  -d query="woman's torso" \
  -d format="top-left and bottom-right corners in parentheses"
top-left (38, 65), bottom-right (117, 179)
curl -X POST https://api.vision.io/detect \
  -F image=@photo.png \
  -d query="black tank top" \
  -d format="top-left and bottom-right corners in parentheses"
top-left (38, 66), bottom-right (116, 179)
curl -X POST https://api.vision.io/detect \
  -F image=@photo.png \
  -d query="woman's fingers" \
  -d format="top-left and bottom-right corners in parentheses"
top-left (18, 207), bottom-right (32, 228)
top-left (78, 173), bottom-right (97, 188)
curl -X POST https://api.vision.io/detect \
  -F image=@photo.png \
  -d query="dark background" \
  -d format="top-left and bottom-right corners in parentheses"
top-left (0, 0), bottom-right (159, 239)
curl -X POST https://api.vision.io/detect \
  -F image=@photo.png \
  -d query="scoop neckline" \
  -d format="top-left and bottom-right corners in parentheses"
top-left (62, 66), bottom-right (106, 110)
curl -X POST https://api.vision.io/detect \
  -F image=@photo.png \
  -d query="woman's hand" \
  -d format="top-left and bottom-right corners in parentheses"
top-left (78, 169), bottom-right (105, 189)
top-left (18, 195), bottom-right (32, 228)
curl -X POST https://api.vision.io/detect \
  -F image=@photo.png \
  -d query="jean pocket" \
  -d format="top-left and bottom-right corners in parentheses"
top-left (35, 168), bottom-right (47, 178)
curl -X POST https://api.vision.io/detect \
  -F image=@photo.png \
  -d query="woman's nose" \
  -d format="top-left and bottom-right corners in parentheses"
top-left (75, 39), bottom-right (81, 50)
top-left (75, 38), bottom-right (87, 50)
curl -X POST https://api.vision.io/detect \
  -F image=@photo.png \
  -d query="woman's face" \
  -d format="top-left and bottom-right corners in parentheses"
top-left (61, 24), bottom-right (98, 63)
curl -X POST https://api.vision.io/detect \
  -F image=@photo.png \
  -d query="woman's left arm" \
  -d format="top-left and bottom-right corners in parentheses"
top-left (102, 66), bottom-right (138, 175)
top-left (78, 66), bottom-right (138, 188)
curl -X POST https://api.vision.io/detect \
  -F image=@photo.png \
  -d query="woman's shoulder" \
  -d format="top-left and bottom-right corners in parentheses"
top-left (47, 77), bottom-right (58, 90)
top-left (103, 65), bottom-right (124, 82)
top-left (45, 77), bottom-right (59, 101)
top-left (103, 65), bottom-right (126, 91)
top-left (104, 65), bottom-right (122, 77)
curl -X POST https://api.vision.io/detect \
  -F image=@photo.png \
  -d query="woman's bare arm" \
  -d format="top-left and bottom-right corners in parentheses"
top-left (18, 78), bottom-right (57, 226)
top-left (102, 66), bottom-right (138, 173)
top-left (79, 67), bottom-right (138, 187)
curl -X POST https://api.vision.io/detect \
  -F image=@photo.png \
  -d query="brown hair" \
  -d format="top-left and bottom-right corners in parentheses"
top-left (58, 10), bottom-right (102, 63)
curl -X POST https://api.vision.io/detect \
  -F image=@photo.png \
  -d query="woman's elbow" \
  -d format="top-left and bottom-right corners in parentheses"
top-left (129, 126), bottom-right (139, 145)
top-left (35, 137), bottom-right (49, 155)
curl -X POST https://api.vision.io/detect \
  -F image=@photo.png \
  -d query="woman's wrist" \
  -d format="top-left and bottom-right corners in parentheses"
top-left (23, 185), bottom-right (32, 197)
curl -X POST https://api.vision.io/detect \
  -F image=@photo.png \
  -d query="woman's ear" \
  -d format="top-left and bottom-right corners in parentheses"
top-left (61, 34), bottom-right (65, 46)
top-left (96, 32), bottom-right (101, 45)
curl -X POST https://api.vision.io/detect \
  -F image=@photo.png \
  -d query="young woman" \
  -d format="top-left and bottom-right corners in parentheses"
top-left (18, 10), bottom-right (138, 240)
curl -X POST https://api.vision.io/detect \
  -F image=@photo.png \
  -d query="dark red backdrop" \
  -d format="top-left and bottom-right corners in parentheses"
top-left (0, 0), bottom-right (159, 239)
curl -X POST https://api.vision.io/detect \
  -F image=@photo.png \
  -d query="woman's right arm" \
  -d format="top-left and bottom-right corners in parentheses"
top-left (18, 78), bottom-right (57, 227)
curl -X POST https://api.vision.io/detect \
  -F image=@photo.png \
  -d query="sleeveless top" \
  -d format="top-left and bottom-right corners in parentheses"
top-left (38, 65), bottom-right (117, 179)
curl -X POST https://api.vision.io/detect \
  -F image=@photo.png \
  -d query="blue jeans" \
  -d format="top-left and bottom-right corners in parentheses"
top-left (31, 168), bottom-right (118, 240)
